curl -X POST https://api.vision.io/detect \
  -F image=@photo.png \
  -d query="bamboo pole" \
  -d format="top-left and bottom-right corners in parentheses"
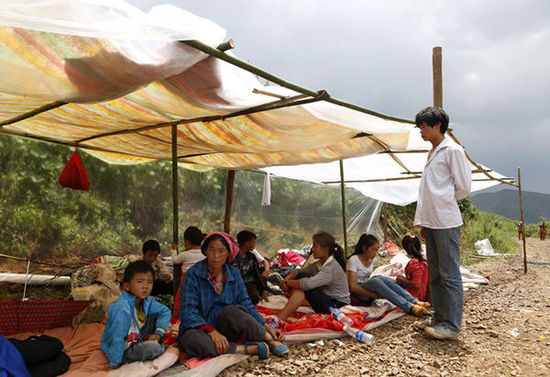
top-left (339, 160), bottom-right (348, 253)
top-left (432, 47), bottom-right (443, 108)
top-left (172, 125), bottom-right (181, 292)
top-left (518, 167), bottom-right (527, 273)
top-left (0, 101), bottom-right (66, 128)
top-left (77, 93), bottom-right (326, 144)
top-left (382, 202), bottom-right (388, 242)
top-left (181, 39), bottom-right (415, 125)
top-left (224, 170), bottom-right (236, 233)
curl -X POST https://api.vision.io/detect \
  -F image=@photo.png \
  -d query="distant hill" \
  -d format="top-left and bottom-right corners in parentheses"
top-left (472, 189), bottom-right (550, 224)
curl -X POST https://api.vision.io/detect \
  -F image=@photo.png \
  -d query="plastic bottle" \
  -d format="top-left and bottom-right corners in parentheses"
top-left (266, 315), bottom-right (284, 329)
top-left (329, 306), bottom-right (354, 327)
top-left (343, 325), bottom-right (374, 345)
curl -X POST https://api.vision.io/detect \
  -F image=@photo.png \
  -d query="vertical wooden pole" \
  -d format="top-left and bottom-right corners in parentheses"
top-left (224, 170), bottom-right (236, 233)
top-left (339, 160), bottom-right (349, 254)
top-left (171, 125), bottom-right (180, 292)
top-left (382, 202), bottom-right (388, 242)
top-left (518, 167), bottom-right (527, 273)
top-left (432, 46), bottom-right (443, 108)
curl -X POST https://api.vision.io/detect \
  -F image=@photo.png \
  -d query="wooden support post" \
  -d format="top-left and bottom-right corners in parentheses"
top-left (224, 170), bottom-right (236, 234)
top-left (339, 160), bottom-right (349, 254)
top-left (171, 126), bottom-right (180, 292)
top-left (432, 47), bottom-right (443, 108)
top-left (518, 167), bottom-right (527, 273)
top-left (383, 202), bottom-right (388, 242)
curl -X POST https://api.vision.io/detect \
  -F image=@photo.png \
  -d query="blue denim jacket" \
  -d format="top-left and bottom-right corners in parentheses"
top-left (179, 260), bottom-right (265, 338)
top-left (101, 290), bottom-right (171, 368)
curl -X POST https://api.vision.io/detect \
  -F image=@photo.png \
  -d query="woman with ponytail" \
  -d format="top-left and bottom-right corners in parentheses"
top-left (396, 235), bottom-right (429, 301)
top-left (347, 234), bottom-right (429, 317)
top-left (275, 231), bottom-right (350, 321)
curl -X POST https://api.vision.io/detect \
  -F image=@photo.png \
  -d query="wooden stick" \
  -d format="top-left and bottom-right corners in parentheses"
top-left (383, 202), bottom-right (388, 242)
top-left (181, 39), bottom-right (415, 125)
top-left (339, 160), bottom-right (348, 253)
top-left (172, 125), bottom-right (181, 292)
top-left (224, 170), bottom-right (236, 233)
top-left (0, 101), bottom-right (66, 128)
top-left (216, 39), bottom-right (235, 52)
top-left (77, 93), bottom-right (325, 144)
top-left (323, 176), bottom-right (421, 184)
top-left (433, 47), bottom-right (443, 108)
top-left (518, 167), bottom-right (527, 273)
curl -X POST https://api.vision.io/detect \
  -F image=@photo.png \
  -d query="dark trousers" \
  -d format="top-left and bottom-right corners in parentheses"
top-left (246, 283), bottom-right (262, 305)
top-left (152, 279), bottom-right (173, 296)
top-left (305, 288), bottom-right (346, 314)
top-left (179, 305), bottom-right (266, 358)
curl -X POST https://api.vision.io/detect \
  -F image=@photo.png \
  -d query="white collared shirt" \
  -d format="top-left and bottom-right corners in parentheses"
top-left (414, 135), bottom-right (471, 229)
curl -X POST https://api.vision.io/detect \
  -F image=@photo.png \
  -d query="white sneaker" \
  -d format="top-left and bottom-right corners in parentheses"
top-left (424, 325), bottom-right (459, 340)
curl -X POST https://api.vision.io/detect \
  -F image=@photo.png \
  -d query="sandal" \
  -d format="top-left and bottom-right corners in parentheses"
top-left (410, 304), bottom-right (429, 317)
top-left (267, 340), bottom-right (289, 357)
top-left (245, 341), bottom-right (269, 359)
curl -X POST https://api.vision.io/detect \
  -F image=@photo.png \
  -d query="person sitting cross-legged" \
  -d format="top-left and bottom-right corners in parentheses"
top-left (178, 232), bottom-right (289, 359)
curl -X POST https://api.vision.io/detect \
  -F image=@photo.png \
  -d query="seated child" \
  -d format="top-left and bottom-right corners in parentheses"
top-left (395, 235), bottom-right (429, 301)
top-left (141, 240), bottom-right (173, 296)
top-left (101, 261), bottom-right (171, 368)
top-left (346, 234), bottom-right (429, 316)
top-left (233, 230), bottom-right (268, 304)
top-left (171, 226), bottom-right (207, 274)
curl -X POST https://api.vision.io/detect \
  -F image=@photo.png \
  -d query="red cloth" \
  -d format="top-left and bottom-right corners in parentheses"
top-left (279, 251), bottom-right (306, 267)
top-left (58, 150), bottom-right (90, 190)
top-left (0, 300), bottom-right (92, 336)
top-left (404, 259), bottom-right (429, 301)
top-left (172, 273), bottom-right (184, 321)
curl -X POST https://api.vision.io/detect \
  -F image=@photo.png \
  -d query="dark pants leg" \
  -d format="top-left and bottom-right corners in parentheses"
top-left (216, 305), bottom-right (266, 342)
top-left (179, 328), bottom-right (237, 359)
top-left (245, 283), bottom-right (261, 305)
top-left (304, 288), bottom-right (346, 314)
top-left (152, 279), bottom-right (173, 296)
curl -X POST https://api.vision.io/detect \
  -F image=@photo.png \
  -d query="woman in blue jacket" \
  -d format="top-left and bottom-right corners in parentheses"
top-left (179, 232), bottom-right (288, 359)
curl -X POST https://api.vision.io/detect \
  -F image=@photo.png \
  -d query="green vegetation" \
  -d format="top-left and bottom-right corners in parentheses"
top-left (0, 134), bottom-right (520, 263)
top-left (385, 196), bottom-right (518, 262)
top-left (0, 134), bottom-right (366, 260)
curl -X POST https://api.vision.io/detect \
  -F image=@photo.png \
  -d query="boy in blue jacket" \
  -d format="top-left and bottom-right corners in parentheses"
top-left (101, 260), bottom-right (171, 369)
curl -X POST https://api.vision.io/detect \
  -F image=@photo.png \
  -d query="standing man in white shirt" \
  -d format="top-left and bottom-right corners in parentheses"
top-left (413, 107), bottom-right (471, 340)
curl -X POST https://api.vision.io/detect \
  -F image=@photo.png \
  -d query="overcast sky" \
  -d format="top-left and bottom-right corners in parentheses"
top-left (134, 0), bottom-right (550, 194)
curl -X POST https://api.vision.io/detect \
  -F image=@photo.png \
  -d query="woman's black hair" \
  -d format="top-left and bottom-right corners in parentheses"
top-left (200, 234), bottom-right (230, 257)
top-left (352, 234), bottom-right (379, 256)
top-left (236, 230), bottom-right (257, 246)
top-left (402, 235), bottom-right (423, 261)
top-left (312, 231), bottom-right (346, 271)
top-left (184, 226), bottom-right (206, 246)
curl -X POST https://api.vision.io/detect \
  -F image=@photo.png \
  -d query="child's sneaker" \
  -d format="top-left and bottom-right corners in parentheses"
top-left (415, 301), bottom-right (431, 309)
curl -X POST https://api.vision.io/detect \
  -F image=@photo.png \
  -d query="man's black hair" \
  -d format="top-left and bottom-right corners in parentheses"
top-left (184, 226), bottom-right (206, 246)
top-left (236, 230), bottom-right (257, 246)
top-left (123, 260), bottom-right (154, 283)
top-left (142, 239), bottom-right (161, 255)
top-left (415, 106), bottom-right (449, 134)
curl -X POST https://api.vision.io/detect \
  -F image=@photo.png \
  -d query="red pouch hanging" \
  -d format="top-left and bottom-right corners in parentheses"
top-left (58, 149), bottom-right (90, 190)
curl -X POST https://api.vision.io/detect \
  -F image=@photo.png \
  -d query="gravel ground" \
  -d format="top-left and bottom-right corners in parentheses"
top-left (220, 238), bottom-right (550, 377)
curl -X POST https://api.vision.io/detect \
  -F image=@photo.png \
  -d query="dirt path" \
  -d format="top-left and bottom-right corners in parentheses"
top-left (221, 238), bottom-right (550, 377)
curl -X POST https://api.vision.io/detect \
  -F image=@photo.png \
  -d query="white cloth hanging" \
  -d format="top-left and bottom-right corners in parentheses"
top-left (261, 172), bottom-right (271, 206)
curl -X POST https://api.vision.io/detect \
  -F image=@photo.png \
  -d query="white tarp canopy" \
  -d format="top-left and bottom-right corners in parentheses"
top-left (0, 0), bottom-right (511, 205)
top-left (263, 129), bottom-right (510, 205)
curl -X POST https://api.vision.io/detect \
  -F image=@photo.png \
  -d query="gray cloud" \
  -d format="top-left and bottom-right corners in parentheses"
top-left (132, 0), bottom-right (550, 193)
